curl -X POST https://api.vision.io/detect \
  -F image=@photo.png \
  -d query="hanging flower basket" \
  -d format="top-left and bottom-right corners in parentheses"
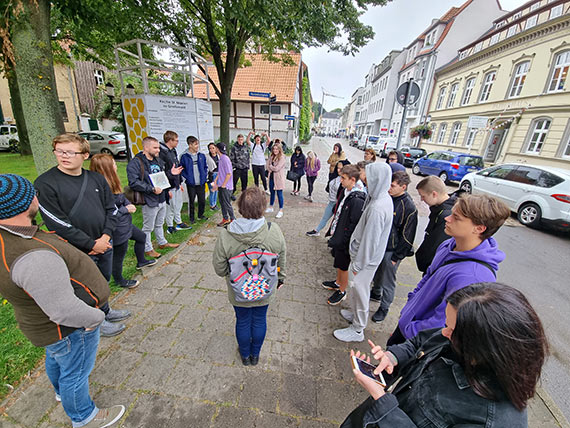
top-left (410, 124), bottom-right (432, 140)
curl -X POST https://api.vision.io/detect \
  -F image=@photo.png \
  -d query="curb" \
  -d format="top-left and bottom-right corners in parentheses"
top-left (537, 386), bottom-right (570, 428)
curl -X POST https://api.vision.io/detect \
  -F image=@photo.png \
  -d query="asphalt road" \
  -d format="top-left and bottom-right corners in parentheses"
top-left (314, 136), bottom-right (570, 421)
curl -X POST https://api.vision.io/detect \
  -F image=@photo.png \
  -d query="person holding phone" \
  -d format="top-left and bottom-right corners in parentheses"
top-left (342, 282), bottom-right (547, 428)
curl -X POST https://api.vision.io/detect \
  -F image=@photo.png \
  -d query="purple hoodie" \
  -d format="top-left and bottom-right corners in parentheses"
top-left (398, 236), bottom-right (504, 340)
top-left (216, 153), bottom-right (234, 191)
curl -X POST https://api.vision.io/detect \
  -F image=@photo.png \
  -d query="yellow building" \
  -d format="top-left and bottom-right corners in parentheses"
top-left (422, 0), bottom-right (570, 169)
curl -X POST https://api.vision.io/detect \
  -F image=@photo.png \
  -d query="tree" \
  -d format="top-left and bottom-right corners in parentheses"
top-left (312, 102), bottom-right (324, 124)
top-left (299, 75), bottom-right (311, 143)
top-left (331, 108), bottom-right (342, 113)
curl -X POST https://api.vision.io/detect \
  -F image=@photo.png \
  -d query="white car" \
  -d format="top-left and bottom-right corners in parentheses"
top-left (460, 163), bottom-right (570, 230)
top-left (357, 134), bottom-right (368, 150)
top-left (78, 131), bottom-right (128, 157)
top-left (0, 124), bottom-right (19, 151)
top-left (379, 139), bottom-right (397, 158)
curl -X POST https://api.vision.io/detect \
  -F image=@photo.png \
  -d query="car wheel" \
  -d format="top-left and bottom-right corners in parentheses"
top-left (101, 148), bottom-right (113, 155)
top-left (518, 203), bottom-right (542, 228)
top-left (439, 171), bottom-right (449, 184)
top-left (412, 164), bottom-right (421, 175)
top-left (460, 180), bottom-right (472, 194)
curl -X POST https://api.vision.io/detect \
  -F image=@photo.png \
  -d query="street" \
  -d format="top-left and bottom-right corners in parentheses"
top-left (315, 136), bottom-right (570, 422)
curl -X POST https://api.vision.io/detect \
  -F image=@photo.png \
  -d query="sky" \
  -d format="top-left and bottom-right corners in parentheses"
top-left (302, 0), bottom-right (526, 111)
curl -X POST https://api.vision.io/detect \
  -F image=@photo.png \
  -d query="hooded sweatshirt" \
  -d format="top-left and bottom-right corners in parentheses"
top-left (212, 217), bottom-right (287, 307)
top-left (349, 163), bottom-right (393, 273)
top-left (398, 236), bottom-right (505, 339)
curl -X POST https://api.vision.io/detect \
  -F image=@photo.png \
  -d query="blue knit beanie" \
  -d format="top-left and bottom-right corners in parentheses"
top-left (0, 174), bottom-right (36, 219)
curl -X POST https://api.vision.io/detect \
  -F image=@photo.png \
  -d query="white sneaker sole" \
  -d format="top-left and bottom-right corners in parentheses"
top-left (101, 405), bottom-right (126, 428)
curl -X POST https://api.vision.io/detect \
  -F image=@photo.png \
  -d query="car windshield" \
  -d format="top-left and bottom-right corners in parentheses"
top-left (459, 156), bottom-right (484, 167)
top-left (409, 148), bottom-right (425, 156)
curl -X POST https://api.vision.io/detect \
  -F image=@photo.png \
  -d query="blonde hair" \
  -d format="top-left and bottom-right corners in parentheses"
top-left (416, 175), bottom-right (447, 194)
top-left (306, 151), bottom-right (316, 170)
top-left (52, 133), bottom-right (90, 154)
top-left (271, 142), bottom-right (284, 161)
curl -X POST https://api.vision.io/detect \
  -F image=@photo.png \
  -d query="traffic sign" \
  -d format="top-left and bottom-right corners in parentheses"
top-left (249, 91), bottom-right (271, 98)
top-left (284, 115), bottom-right (296, 120)
top-left (269, 95), bottom-right (277, 103)
top-left (396, 81), bottom-right (421, 107)
top-left (467, 115), bottom-right (489, 129)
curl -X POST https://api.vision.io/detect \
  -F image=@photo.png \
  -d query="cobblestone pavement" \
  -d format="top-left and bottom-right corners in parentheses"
top-left (0, 138), bottom-right (565, 428)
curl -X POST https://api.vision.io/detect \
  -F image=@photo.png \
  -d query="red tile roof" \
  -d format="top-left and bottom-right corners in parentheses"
top-left (192, 53), bottom-right (302, 102)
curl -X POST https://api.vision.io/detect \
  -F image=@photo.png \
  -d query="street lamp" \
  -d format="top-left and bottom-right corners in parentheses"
top-left (104, 82), bottom-right (134, 159)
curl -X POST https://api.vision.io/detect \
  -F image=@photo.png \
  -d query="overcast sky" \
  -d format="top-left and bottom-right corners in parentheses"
top-left (302, 0), bottom-right (525, 111)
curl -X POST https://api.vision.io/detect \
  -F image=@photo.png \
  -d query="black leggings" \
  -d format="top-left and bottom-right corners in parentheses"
top-left (293, 177), bottom-right (302, 192)
top-left (307, 175), bottom-right (317, 196)
top-left (112, 225), bottom-right (146, 285)
top-left (252, 164), bottom-right (267, 190)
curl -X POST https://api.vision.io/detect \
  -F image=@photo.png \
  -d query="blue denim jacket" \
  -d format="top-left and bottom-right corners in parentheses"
top-left (341, 329), bottom-right (527, 428)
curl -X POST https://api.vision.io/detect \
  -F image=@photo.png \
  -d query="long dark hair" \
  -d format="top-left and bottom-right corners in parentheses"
top-left (334, 142), bottom-right (343, 155)
top-left (446, 282), bottom-right (548, 411)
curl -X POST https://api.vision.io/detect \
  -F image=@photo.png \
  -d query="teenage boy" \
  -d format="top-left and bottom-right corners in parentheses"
top-left (387, 150), bottom-right (405, 173)
top-left (323, 165), bottom-right (367, 305)
top-left (35, 133), bottom-right (129, 337)
top-left (388, 194), bottom-right (510, 346)
top-left (0, 174), bottom-right (126, 428)
top-left (180, 136), bottom-right (209, 223)
top-left (333, 162), bottom-right (393, 342)
top-left (160, 130), bottom-right (191, 234)
top-left (248, 131), bottom-right (269, 191)
top-left (127, 136), bottom-right (181, 259)
top-left (370, 171), bottom-right (418, 323)
top-left (414, 176), bottom-right (457, 274)
top-left (212, 143), bottom-right (236, 227)
top-left (230, 133), bottom-right (250, 200)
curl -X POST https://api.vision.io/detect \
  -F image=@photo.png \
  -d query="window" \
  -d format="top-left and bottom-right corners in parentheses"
top-left (449, 122), bottom-right (461, 145)
top-left (437, 123), bottom-right (448, 144)
top-left (484, 164), bottom-right (516, 179)
top-left (479, 71), bottom-right (496, 102)
top-left (94, 69), bottom-right (105, 86)
top-left (355, 112), bottom-right (360, 121)
top-left (461, 78), bottom-right (476, 105)
top-left (59, 101), bottom-right (68, 122)
top-left (507, 26), bottom-right (517, 38)
top-left (464, 128), bottom-right (478, 147)
top-left (436, 87), bottom-right (447, 109)
top-left (550, 4), bottom-right (563, 19)
top-left (562, 135), bottom-right (570, 157)
top-left (525, 14), bottom-right (538, 29)
top-left (459, 51), bottom-right (468, 60)
top-left (548, 50), bottom-right (570, 92)
top-left (447, 83), bottom-right (459, 108)
top-left (531, 2), bottom-right (541, 11)
top-left (459, 156), bottom-right (484, 168)
top-left (526, 118), bottom-right (551, 153)
top-left (537, 170), bottom-right (564, 187)
top-left (509, 61), bottom-right (530, 98)
top-left (419, 61), bottom-right (427, 78)
top-left (260, 105), bottom-right (281, 114)
top-left (507, 166), bottom-right (542, 185)
top-left (490, 33), bottom-right (500, 45)
top-left (474, 42), bottom-right (483, 53)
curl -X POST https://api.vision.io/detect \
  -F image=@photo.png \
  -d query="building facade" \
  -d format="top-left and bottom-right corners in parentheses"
top-left (422, 0), bottom-right (570, 169)
top-left (320, 111), bottom-right (342, 135)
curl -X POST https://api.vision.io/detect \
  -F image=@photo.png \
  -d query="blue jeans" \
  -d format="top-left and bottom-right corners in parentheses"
top-left (45, 327), bottom-right (100, 427)
top-left (233, 305), bottom-right (269, 358)
top-left (269, 175), bottom-right (284, 209)
top-left (209, 172), bottom-right (218, 207)
top-left (316, 201), bottom-right (335, 232)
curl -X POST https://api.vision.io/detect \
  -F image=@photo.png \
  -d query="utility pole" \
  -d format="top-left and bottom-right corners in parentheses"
top-left (396, 78), bottom-right (414, 150)
top-left (268, 94), bottom-right (276, 136)
top-left (320, 87), bottom-right (343, 134)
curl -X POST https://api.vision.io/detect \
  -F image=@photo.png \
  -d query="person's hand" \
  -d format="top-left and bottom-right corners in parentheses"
top-left (171, 165), bottom-right (183, 175)
top-left (126, 204), bottom-right (136, 214)
top-left (85, 327), bottom-right (94, 332)
top-left (211, 183), bottom-right (218, 191)
top-left (368, 339), bottom-right (397, 375)
top-left (169, 191), bottom-right (173, 199)
top-left (350, 349), bottom-right (386, 400)
top-left (153, 187), bottom-right (162, 194)
top-left (391, 260), bottom-right (397, 266)
top-left (90, 236), bottom-right (112, 255)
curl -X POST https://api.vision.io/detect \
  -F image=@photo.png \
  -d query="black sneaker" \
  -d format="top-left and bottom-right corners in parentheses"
top-left (306, 229), bottom-right (320, 237)
top-left (120, 279), bottom-right (140, 289)
top-left (370, 291), bottom-right (382, 303)
top-left (231, 195), bottom-right (237, 201)
top-left (328, 290), bottom-right (346, 306)
top-left (322, 280), bottom-right (340, 290)
top-left (176, 222), bottom-right (192, 230)
top-left (250, 355), bottom-right (259, 366)
top-left (136, 259), bottom-right (157, 269)
top-left (166, 226), bottom-right (177, 234)
top-left (371, 308), bottom-right (388, 323)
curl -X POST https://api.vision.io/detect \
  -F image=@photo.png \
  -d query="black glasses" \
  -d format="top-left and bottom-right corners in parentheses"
top-left (53, 149), bottom-right (84, 158)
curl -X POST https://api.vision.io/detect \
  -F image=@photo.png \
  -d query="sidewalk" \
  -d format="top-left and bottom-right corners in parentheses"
top-left (0, 141), bottom-right (565, 427)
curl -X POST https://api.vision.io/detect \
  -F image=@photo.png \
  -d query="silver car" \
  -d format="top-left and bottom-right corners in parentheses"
top-left (78, 131), bottom-right (127, 157)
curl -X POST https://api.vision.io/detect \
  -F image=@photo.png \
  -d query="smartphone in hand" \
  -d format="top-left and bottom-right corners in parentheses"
top-left (351, 356), bottom-right (387, 387)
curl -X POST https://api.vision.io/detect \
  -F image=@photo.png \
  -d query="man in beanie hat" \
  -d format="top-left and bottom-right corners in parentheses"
top-left (0, 174), bottom-right (126, 428)
top-left (211, 143), bottom-right (235, 227)
top-left (34, 133), bottom-right (129, 337)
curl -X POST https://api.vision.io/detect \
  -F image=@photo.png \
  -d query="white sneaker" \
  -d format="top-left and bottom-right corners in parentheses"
top-left (265, 190), bottom-right (271, 195)
top-left (333, 326), bottom-right (364, 342)
top-left (276, 210), bottom-right (284, 219)
top-left (55, 393), bottom-right (61, 402)
top-left (340, 309), bottom-right (354, 323)
top-left (265, 207), bottom-right (274, 213)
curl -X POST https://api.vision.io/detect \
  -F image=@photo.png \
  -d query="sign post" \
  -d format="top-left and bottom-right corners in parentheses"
top-left (395, 78), bottom-right (421, 150)
top-left (249, 91), bottom-right (275, 135)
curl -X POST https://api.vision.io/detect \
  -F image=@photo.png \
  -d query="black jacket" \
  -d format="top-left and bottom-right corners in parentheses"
top-left (34, 167), bottom-right (117, 253)
top-left (290, 153), bottom-right (306, 176)
top-left (328, 190), bottom-right (366, 250)
top-left (415, 193), bottom-right (457, 274)
top-left (112, 193), bottom-right (133, 246)
top-left (126, 152), bottom-right (167, 207)
top-left (159, 142), bottom-right (182, 189)
top-left (387, 192), bottom-right (418, 263)
top-left (341, 329), bottom-right (526, 428)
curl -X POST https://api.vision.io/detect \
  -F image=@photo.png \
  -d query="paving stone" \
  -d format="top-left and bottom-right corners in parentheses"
top-left (239, 371), bottom-right (281, 412)
top-left (298, 418), bottom-right (338, 428)
top-left (159, 262), bottom-right (184, 279)
top-left (124, 354), bottom-right (177, 392)
top-left (255, 411), bottom-right (298, 427)
top-left (6, 380), bottom-right (56, 427)
top-left (161, 360), bottom-right (211, 398)
top-left (316, 379), bottom-right (364, 422)
top-left (200, 365), bottom-right (245, 404)
top-left (201, 290), bottom-right (232, 311)
top-left (139, 302), bottom-right (182, 326)
top-left (92, 386), bottom-right (138, 410)
top-left (197, 275), bottom-right (227, 291)
top-left (292, 286), bottom-right (317, 304)
top-left (169, 400), bottom-right (216, 428)
top-left (201, 310), bottom-right (235, 334)
top-left (278, 301), bottom-right (306, 320)
top-left (175, 287), bottom-right (206, 305)
top-left (117, 322), bottom-right (152, 352)
top-left (170, 305), bottom-right (209, 330)
top-left (0, 418), bottom-right (26, 428)
top-left (211, 406), bottom-right (257, 428)
top-left (121, 393), bottom-right (176, 427)
top-left (91, 349), bottom-right (144, 386)
top-left (289, 320), bottom-right (319, 347)
top-left (304, 303), bottom-right (332, 324)
top-left (204, 335), bottom-right (241, 365)
top-left (137, 326), bottom-right (182, 354)
top-left (136, 274), bottom-right (172, 289)
top-left (278, 373), bottom-right (317, 417)
top-left (265, 317), bottom-right (291, 342)
top-left (144, 286), bottom-right (182, 304)
top-left (169, 330), bottom-right (212, 359)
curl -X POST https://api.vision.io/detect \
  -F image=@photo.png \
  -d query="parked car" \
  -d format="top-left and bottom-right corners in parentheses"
top-left (460, 163), bottom-right (570, 230)
top-left (379, 139), bottom-right (397, 157)
top-left (364, 135), bottom-right (382, 154)
top-left (400, 146), bottom-right (427, 167)
top-left (412, 151), bottom-right (484, 183)
top-left (78, 131), bottom-right (127, 157)
top-left (349, 136), bottom-right (359, 147)
top-left (357, 134), bottom-right (369, 150)
top-left (0, 124), bottom-right (19, 151)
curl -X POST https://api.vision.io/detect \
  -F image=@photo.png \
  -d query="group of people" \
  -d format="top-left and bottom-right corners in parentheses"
top-left (0, 133), bottom-right (550, 427)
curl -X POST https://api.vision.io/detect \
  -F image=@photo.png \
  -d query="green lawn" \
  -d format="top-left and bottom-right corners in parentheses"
top-left (0, 152), bottom-right (217, 399)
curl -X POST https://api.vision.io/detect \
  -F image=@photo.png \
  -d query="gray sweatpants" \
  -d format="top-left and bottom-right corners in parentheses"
top-left (165, 187), bottom-right (183, 227)
top-left (348, 264), bottom-right (379, 331)
top-left (142, 202), bottom-right (168, 252)
top-left (371, 251), bottom-right (401, 313)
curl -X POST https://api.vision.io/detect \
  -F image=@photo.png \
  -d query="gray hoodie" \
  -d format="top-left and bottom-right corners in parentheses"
top-left (349, 163), bottom-right (393, 273)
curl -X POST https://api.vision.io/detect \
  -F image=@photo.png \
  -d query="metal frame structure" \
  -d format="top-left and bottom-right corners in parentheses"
top-left (114, 39), bottom-right (212, 100)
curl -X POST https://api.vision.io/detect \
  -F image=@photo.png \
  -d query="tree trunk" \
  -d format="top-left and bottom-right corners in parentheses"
top-left (11, 0), bottom-right (65, 174)
top-left (6, 71), bottom-right (32, 155)
top-left (218, 87), bottom-right (232, 145)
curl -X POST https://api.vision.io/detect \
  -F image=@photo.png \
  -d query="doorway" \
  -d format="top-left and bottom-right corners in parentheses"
top-left (484, 122), bottom-right (511, 163)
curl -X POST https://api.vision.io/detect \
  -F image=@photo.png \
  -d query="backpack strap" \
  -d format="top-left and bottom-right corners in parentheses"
top-left (68, 171), bottom-right (89, 219)
top-left (267, 221), bottom-right (272, 230)
top-left (436, 258), bottom-right (496, 278)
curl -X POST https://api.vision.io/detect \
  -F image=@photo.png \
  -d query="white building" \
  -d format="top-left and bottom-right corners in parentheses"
top-left (320, 111), bottom-right (342, 135)
top-left (353, 87), bottom-right (367, 136)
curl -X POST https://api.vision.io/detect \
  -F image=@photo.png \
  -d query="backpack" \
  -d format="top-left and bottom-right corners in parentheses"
top-left (228, 223), bottom-right (280, 303)
top-left (433, 258), bottom-right (496, 278)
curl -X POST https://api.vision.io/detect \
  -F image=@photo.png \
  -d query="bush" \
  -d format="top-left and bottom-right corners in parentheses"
top-left (8, 139), bottom-right (20, 154)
